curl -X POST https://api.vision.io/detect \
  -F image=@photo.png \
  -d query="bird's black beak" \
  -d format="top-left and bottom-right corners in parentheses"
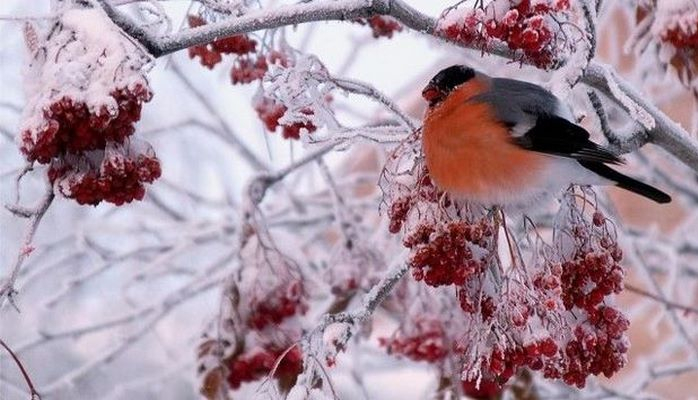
top-left (422, 84), bottom-right (444, 107)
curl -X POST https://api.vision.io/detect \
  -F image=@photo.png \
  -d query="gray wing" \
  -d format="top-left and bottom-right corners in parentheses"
top-left (473, 77), bottom-right (622, 165)
top-left (471, 77), bottom-right (570, 131)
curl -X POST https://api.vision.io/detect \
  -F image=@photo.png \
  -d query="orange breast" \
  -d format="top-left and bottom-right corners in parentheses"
top-left (422, 80), bottom-right (550, 203)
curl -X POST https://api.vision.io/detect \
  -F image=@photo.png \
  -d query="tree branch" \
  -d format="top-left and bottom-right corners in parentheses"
top-left (582, 62), bottom-right (698, 169)
top-left (1, 183), bottom-right (55, 310)
top-left (97, 0), bottom-right (698, 174)
top-left (0, 338), bottom-right (41, 399)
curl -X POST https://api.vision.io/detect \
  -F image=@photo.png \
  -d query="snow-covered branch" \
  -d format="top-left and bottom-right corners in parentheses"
top-left (97, 0), bottom-right (698, 173)
top-left (0, 182), bottom-right (54, 309)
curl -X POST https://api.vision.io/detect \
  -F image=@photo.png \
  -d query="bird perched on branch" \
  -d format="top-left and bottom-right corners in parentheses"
top-left (421, 65), bottom-right (671, 207)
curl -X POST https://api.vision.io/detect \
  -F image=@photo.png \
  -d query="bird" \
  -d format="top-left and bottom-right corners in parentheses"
top-left (420, 64), bottom-right (671, 207)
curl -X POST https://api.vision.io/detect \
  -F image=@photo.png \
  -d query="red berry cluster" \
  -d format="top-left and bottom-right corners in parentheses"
top-left (559, 210), bottom-right (624, 312)
top-left (439, 0), bottom-right (571, 68)
top-left (458, 290), bottom-right (497, 319)
top-left (387, 172), bottom-right (443, 234)
top-left (387, 196), bottom-right (411, 234)
top-left (633, 4), bottom-right (698, 89)
top-left (231, 57), bottom-right (268, 84)
top-left (532, 262), bottom-right (564, 313)
top-left (660, 15), bottom-right (698, 87)
top-left (407, 220), bottom-right (491, 287)
top-left (187, 15), bottom-right (257, 69)
top-left (48, 150), bottom-right (161, 206)
top-left (482, 337), bottom-right (559, 387)
top-left (560, 248), bottom-right (624, 311)
top-left (379, 318), bottom-right (448, 363)
top-left (461, 376), bottom-right (505, 400)
top-left (253, 96), bottom-right (317, 140)
top-left (226, 346), bottom-right (302, 389)
top-left (20, 85), bottom-right (152, 163)
top-left (355, 15), bottom-right (403, 38)
top-left (660, 16), bottom-right (698, 49)
top-left (198, 259), bottom-right (307, 395)
top-left (19, 80), bottom-right (160, 206)
top-left (553, 306), bottom-right (629, 387)
top-left (187, 15), bottom-right (293, 87)
top-left (387, 168), bottom-right (494, 286)
top-left (247, 281), bottom-right (308, 330)
top-left (231, 50), bottom-right (292, 85)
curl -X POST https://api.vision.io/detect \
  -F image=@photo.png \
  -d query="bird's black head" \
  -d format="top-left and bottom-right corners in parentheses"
top-left (422, 65), bottom-right (476, 107)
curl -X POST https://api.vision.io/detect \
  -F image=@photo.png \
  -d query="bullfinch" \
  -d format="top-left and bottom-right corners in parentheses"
top-left (421, 65), bottom-right (671, 207)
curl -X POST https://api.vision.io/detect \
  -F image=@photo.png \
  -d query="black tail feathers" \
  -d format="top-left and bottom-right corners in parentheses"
top-left (578, 161), bottom-right (672, 204)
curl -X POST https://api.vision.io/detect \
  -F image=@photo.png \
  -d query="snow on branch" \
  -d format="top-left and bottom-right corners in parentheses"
top-left (4, 1), bottom-right (698, 399)
top-left (95, 0), bottom-right (698, 173)
top-left (1, 182), bottom-right (54, 309)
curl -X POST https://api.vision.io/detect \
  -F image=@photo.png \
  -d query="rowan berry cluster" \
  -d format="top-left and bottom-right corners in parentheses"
top-left (384, 165), bottom-right (631, 391)
top-left (389, 167), bottom-right (495, 287)
top-left (483, 337), bottom-right (560, 387)
top-left (379, 318), bottom-right (448, 363)
top-left (407, 220), bottom-right (490, 287)
top-left (439, 0), bottom-right (572, 68)
top-left (560, 248), bottom-right (624, 311)
top-left (48, 145), bottom-right (161, 206)
top-left (226, 346), bottom-right (303, 389)
top-left (632, 3), bottom-right (698, 89)
top-left (474, 306), bottom-right (629, 389)
top-left (19, 10), bottom-right (160, 206)
top-left (187, 15), bottom-right (258, 69)
top-left (355, 15), bottom-right (403, 38)
top-left (187, 15), bottom-right (293, 87)
top-left (198, 241), bottom-right (307, 397)
top-left (247, 280), bottom-right (308, 330)
top-left (253, 95), bottom-right (317, 140)
top-left (387, 171), bottom-right (442, 234)
top-left (27, 85), bottom-right (160, 206)
top-left (656, 10), bottom-right (698, 87)
top-left (557, 306), bottom-right (630, 387)
top-left (20, 85), bottom-right (151, 163)
top-left (663, 24), bottom-right (698, 49)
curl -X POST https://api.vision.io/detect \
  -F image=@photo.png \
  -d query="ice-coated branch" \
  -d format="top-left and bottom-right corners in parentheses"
top-left (582, 62), bottom-right (698, 169)
top-left (311, 261), bottom-right (408, 358)
top-left (0, 183), bottom-right (54, 309)
top-left (332, 77), bottom-right (418, 132)
top-left (97, 0), bottom-right (698, 173)
top-left (244, 143), bottom-right (338, 208)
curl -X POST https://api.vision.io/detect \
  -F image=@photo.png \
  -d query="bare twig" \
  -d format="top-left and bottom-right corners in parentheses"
top-left (625, 283), bottom-right (698, 316)
top-left (0, 338), bottom-right (41, 399)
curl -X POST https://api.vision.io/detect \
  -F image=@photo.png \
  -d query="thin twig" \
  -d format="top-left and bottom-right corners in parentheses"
top-left (0, 338), bottom-right (41, 399)
top-left (625, 283), bottom-right (698, 316)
